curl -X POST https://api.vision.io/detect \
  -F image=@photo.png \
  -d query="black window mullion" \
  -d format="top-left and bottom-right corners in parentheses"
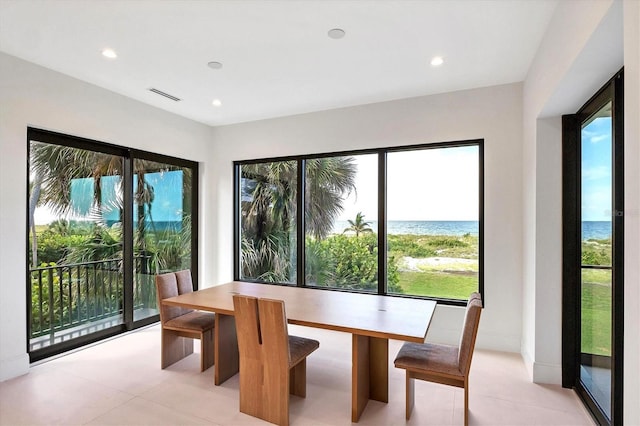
top-left (478, 141), bottom-right (485, 302)
top-left (297, 159), bottom-right (306, 286)
top-left (377, 151), bottom-right (387, 295)
top-left (191, 162), bottom-right (200, 290)
top-left (122, 154), bottom-right (134, 329)
top-left (233, 165), bottom-right (241, 281)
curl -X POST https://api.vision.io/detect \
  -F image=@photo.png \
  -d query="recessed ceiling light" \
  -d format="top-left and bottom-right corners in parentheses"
top-left (328, 28), bottom-right (345, 39)
top-left (212, 99), bottom-right (222, 107)
top-left (207, 61), bottom-right (223, 70)
top-left (102, 48), bottom-right (117, 59)
top-left (430, 56), bottom-right (444, 67)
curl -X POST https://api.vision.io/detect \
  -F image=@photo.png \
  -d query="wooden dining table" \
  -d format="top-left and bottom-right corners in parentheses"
top-left (163, 281), bottom-right (436, 422)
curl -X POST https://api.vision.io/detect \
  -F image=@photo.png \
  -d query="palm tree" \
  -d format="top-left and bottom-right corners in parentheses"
top-left (343, 212), bottom-right (374, 237)
top-left (29, 142), bottom-right (124, 267)
top-left (240, 157), bottom-right (357, 282)
top-left (30, 143), bottom-right (123, 218)
top-left (29, 143), bottom-right (188, 269)
top-left (305, 157), bottom-right (357, 240)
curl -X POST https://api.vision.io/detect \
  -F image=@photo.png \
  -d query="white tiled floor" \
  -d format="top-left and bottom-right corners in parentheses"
top-left (0, 324), bottom-right (594, 425)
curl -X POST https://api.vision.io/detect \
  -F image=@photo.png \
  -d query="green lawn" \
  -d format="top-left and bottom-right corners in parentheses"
top-left (581, 276), bottom-right (612, 356)
top-left (390, 235), bottom-right (611, 357)
top-left (395, 271), bottom-right (477, 300)
top-left (388, 234), bottom-right (478, 300)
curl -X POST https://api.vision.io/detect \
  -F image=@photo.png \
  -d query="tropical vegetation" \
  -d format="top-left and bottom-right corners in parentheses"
top-left (239, 158), bottom-right (357, 282)
top-left (28, 141), bottom-right (193, 341)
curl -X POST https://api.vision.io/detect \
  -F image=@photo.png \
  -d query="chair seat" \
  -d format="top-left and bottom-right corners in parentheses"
top-left (165, 311), bottom-right (215, 332)
top-left (394, 341), bottom-right (462, 377)
top-left (288, 335), bottom-right (320, 367)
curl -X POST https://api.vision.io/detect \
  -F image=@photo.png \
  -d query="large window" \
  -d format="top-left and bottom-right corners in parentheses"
top-left (234, 140), bottom-right (483, 303)
top-left (27, 128), bottom-right (198, 361)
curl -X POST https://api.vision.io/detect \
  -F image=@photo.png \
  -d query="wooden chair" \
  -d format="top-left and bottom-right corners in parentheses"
top-left (232, 295), bottom-right (319, 426)
top-left (394, 292), bottom-right (483, 425)
top-left (155, 270), bottom-right (215, 372)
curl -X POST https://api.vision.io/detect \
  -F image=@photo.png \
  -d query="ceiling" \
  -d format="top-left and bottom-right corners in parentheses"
top-left (0, 0), bottom-right (558, 127)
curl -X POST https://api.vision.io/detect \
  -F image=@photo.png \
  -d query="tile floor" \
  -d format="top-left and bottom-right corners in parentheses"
top-left (0, 324), bottom-right (594, 425)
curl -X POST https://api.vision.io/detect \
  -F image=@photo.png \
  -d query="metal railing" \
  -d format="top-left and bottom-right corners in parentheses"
top-left (29, 256), bottom-right (157, 340)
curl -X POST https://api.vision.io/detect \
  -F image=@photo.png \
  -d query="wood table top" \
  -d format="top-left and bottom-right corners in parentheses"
top-left (163, 281), bottom-right (436, 342)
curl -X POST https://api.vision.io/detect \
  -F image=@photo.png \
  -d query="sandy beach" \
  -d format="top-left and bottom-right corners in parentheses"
top-left (398, 256), bottom-right (477, 272)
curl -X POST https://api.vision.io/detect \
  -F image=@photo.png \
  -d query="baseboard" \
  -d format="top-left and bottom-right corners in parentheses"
top-left (521, 347), bottom-right (534, 381)
top-left (518, 349), bottom-right (561, 384)
top-left (532, 361), bottom-right (562, 384)
top-left (0, 352), bottom-right (30, 382)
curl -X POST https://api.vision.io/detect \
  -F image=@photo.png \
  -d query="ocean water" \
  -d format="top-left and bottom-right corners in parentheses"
top-left (333, 220), bottom-right (479, 236)
top-left (333, 220), bottom-right (612, 240)
top-left (582, 221), bottom-right (612, 240)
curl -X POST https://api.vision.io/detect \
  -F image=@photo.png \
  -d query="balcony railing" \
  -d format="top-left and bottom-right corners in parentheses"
top-left (29, 256), bottom-right (158, 349)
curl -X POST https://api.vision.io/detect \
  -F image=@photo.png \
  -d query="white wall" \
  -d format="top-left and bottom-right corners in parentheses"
top-left (0, 52), bottom-right (213, 381)
top-left (210, 83), bottom-right (524, 352)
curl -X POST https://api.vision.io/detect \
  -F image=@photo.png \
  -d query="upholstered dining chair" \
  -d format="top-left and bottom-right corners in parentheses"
top-left (394, 292), bottom-right (483, 426)
top-left (232, 295), bottom-right (320, 426)
top-left (155, 270), bottom-right (215, 372)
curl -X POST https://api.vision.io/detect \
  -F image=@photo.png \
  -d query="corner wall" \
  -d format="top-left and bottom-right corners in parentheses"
top-left (0, 52), bottom-right (213, 381)
top-left (210, 83), bottom-right (525, 352)
top-left (522, 0), bottom-right (619, 384)
top-left (523, 0), bottom-right (640, 423)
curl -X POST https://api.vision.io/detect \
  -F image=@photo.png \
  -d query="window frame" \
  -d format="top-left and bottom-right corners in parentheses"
top-left (233, 139), bottom-right (484, 306)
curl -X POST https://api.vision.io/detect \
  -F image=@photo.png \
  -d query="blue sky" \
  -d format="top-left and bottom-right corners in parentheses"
top-left (581, 116), bottom-right (612, 222)
top-left (60, 170), bottom-right (184, 224)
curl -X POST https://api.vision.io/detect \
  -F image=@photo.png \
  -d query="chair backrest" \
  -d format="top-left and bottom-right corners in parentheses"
top-left (232, 295), bottom-right (290, 368)
top-left (258, 298), bottom-right (291, 368)
top-left (155, 270), bottom-right (194, 323)
top-left (175, 269), bottom-right (194, 295)
top-left (234, 295), bottom-right (292, 424)
top-left (457, 292), bottom-right (482, 376)
top-left (233, 295), bottom-right (262, 365)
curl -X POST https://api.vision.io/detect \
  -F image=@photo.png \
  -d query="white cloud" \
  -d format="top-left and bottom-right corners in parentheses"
top-left (590, 134), bottom-right (609, 144)
top-left (582, 165), bottom-right (611, 181)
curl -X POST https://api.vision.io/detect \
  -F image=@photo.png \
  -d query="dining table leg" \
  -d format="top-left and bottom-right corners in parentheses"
top-left (351, 334), bottom-right (389, 422)
top-left (214, 313), bottom-right (239, 385)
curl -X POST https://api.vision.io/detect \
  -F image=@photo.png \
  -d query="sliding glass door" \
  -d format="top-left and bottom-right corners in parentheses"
top-left (27, 128), bottom-right (198, 361)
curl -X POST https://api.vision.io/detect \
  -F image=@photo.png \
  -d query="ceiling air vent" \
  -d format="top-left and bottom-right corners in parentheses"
top-left (148, 88), bottom-right (181, 102)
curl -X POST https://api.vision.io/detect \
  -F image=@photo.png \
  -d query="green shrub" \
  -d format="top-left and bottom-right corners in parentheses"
top-left (388, 234), bottom-right (478, 259)
top-left (388, 235), bottom-right (436, 257)
top-left (426, 236), bottom-right (466, 248)
top-left (306, 233), bottom-right (402, 292)
top-left (581, 240), bottom-right (611, 266)
top-left (31, 233), bottom-right (90, 264)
